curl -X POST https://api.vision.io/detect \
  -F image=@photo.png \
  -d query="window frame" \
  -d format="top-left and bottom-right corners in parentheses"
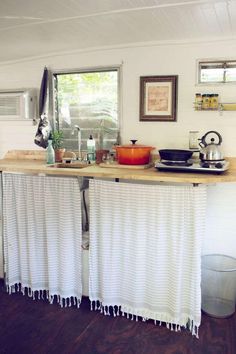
top-left (52, 65), bottom-right (122, 133)
top-left (196, 59), bottom-right (236, 85)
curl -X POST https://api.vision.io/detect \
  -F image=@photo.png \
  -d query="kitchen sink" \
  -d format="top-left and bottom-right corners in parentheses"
top-left (47, 162), bottom-right (91, 169)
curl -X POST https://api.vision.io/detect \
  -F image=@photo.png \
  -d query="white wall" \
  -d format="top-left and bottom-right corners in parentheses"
top-left (1, 39), bottom-right (236, 156)
top-left (0, 39), bottom-right (236, 258)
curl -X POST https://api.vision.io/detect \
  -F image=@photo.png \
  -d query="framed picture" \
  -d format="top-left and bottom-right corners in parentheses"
top-left (139, 75), bottom-right (178, 122)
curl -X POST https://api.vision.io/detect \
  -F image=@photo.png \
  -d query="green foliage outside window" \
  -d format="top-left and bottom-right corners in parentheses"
top-left (53, 69), bottom-right (119, 151)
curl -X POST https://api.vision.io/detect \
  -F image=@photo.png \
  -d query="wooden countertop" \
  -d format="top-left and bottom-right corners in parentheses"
top-left (0, 150), bottom-right (236, 184)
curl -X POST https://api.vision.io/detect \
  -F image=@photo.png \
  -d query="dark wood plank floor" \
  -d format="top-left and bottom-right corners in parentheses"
top-left (0, 282), bottom-right (235, 354)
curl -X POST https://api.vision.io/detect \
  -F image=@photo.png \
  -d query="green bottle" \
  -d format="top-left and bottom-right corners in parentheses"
top-left (46, 138), bottom-right (55, 164)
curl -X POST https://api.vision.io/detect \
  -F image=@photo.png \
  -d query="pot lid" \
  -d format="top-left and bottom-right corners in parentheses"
top-left (115, 139), bottom-right (154, 149)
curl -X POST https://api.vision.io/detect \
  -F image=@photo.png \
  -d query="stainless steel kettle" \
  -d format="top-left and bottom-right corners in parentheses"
top-left (199, 130), bottom-right (224, 161)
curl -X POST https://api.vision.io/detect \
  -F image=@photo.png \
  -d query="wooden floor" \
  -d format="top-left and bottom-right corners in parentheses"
top-left (0, 282), bottom-right (235, 354)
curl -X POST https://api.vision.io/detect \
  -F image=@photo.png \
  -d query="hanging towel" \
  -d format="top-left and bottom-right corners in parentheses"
top-left (34, 66), bottom-right (52, 148)
top-left (89, 180), bottom-right (207, 336)
top-left (3, 173), bottom-right (82, 307)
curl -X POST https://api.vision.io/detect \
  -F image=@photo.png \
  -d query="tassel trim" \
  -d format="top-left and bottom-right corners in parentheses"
top-left (89, 300), bottom-right (200, 338)
top-left (6, 283), bottom-right (81, 309)
top-left (6, 284), bottom-right (199, 337)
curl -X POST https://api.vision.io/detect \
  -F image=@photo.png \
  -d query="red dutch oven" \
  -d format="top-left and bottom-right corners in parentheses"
top-left (114, 140), bottom-right (154, 165)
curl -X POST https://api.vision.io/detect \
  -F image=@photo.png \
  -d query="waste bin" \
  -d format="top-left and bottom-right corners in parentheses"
top-left (201, 254), bottom-right (236, 318)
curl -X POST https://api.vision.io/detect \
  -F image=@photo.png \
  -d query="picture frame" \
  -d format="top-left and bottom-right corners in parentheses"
top-left (139, 75), bottom-right (178, 122)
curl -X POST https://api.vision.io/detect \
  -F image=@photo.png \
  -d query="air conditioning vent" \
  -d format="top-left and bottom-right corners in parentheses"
top-left (0, 89), bottom-right (37, 121)
top-left (0, 94), bottom-right (21, 117)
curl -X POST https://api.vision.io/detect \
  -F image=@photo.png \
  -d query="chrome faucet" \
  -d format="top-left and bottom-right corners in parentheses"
top-left (71, 125), bottom-right (82, 160)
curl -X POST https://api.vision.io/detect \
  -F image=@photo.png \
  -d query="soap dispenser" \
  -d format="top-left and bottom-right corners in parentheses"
top-left (87, 135), bottom-right (96, 162)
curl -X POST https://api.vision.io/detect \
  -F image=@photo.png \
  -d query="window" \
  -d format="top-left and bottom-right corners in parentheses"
top-left (198, 60), bottom-right (236, 84)
top-left (53, 68), bottom-right (120, 152)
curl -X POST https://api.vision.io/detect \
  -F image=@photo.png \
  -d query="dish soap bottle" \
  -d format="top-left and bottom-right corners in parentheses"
top-left (87, 135), bottom-right (96, 162)
top-left (46, 134), bottom-right (55, 164)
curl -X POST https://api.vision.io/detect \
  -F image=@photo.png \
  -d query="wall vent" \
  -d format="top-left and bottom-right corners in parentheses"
top-left (0, 89), bottom-right (37, 121)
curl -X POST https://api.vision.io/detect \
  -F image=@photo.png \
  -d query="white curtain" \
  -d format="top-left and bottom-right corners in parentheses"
top-left (89, 179), bottom-right (207, 336)
top-left (3, 173), bottom-right (82, 307)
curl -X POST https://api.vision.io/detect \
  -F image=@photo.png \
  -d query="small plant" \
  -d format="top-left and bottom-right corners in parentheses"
top-left (52, 130), bottom-right (64, 150)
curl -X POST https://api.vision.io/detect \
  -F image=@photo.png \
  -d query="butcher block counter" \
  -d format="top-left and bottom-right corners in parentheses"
top-left (0, 150), bottom-right (236, 184)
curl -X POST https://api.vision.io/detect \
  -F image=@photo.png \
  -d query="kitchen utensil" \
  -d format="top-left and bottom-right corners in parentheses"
top-left (199, 130), bottom-right (224, 162)
top-left (159, 149), bottom-right (194, 162)
top-left (114, 140), bottom-right (154, 165)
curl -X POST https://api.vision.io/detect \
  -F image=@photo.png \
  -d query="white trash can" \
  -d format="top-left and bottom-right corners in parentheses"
top-left (201, 254), bottom-right (236, 318)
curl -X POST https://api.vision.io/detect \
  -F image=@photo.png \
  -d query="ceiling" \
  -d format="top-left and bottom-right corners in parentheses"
top-left (0, 0), bottom-right (236, 64)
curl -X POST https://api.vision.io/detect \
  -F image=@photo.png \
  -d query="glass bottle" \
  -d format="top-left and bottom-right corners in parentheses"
top-left (46, 139), bottom-right (55, 164)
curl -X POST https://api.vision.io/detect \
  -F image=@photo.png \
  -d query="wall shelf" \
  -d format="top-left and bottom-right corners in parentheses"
top-left (219, 103), bottom-right (236, 111)
top-left (194, 103), bottom-right (236, 112)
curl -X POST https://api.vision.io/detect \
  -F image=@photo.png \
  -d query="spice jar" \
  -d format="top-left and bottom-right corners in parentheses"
top-left (210, 94), bottom-right (219, 110)
top-left (202, 94), bottom-right (210, 110)
top-left (195, 93), bottom-right (202, 110)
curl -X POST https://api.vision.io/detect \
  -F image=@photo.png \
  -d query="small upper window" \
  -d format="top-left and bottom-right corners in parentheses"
top-left (198, 60), bottom-right (236, 84)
